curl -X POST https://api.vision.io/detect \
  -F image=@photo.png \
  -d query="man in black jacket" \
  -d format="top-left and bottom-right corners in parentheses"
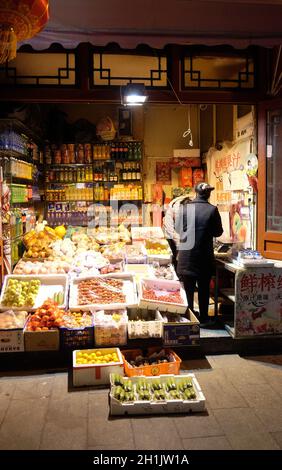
top-left (175, 182), bottom-right (223, 327)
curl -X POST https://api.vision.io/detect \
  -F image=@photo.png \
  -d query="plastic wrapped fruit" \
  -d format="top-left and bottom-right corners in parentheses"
top-left (0, 310), bottom-right (27, 329)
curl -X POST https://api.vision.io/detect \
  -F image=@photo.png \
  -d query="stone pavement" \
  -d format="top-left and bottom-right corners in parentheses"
top-left (0, 354), bottom-right (282, 450)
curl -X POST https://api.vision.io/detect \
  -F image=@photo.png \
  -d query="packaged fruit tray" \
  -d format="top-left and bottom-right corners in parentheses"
top-left (109, 373), bottom-right (206, 415)
top-left (0, 275), bottom-right (68, 311)
top-left (124, 264), bottom-right (151, 279)
top-left (72, 347), bottom-right (124, 386)
top-left (138, 278), bottom-right (188, 314)
top-left (69, 273), bottom-right (138, 311)
top-left (148, 264), bottom-right (178, 281)
top-left (131, 226), bottom-right (165, 241)
top-left (143, 240), bottom-right (172, 266)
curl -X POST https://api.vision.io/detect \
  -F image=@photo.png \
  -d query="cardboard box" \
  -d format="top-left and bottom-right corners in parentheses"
top-left (72, 347), bottom-right (124, 386)
top-left (93, 310), bottom-right (128, 346)
top-left (0, 329), bottom-right (24, 353)
top-left (60, 326), bottom-right (94, 351)
top-left (109, 373), bottom-right (206, 415)
top-left (24, 328), bottom-right (60, 351)
top-left (122, 348), bottom-right (181, 377)
top-left (127, 309), bottom-right (164, 339)
top-left (162, 310), bottom-right (200, 346)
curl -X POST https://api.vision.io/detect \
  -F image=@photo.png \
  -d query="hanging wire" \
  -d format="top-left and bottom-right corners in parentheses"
top-left (166, 76), bottom-right (193, 146)
top-left (182, 105), bottom-right (193, 147)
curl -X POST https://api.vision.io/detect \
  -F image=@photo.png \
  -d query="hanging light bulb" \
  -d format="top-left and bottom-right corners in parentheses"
top-left (122, 83), bottom-right (148, 106)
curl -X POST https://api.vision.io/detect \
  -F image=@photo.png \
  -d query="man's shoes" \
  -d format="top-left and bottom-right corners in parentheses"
top-left (200, 319), bottom-right (220, 329)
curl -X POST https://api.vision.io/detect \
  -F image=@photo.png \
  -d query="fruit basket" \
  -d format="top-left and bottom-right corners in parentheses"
top-left (138, 278), bottom-right (188, 314)
top-left (69, 273), bottom-right (138, 311)
top-left (72, 347), bottom-right (124, 386)
top-left (0, 274), bottom-right (68, 311)
top-left (109, 373), bottom-right (206, 415)
top-left (122, 347), bottom-right (181, 377)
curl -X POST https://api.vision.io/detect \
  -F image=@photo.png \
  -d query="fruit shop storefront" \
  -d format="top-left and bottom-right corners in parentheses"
top-left (0, 1), bottom-right (282, 366)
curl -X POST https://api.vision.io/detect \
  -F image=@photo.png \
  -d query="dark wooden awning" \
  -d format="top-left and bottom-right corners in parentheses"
top-left (21, 0), bottom-right (282, 50)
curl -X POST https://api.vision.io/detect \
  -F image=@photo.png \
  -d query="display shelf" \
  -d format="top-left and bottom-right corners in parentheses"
top-left (0, 118), bottom-right (40, 275)
top-left (46, 180), bottom-right (95, 185)
top-left (43, 140), bottom-right (144, 227)
top-left (6, 175), bottom-right (33, 183)
top-left (46, 163), bottom-right (93, 168)
top-left (0, 149), bottom-right (30, 161)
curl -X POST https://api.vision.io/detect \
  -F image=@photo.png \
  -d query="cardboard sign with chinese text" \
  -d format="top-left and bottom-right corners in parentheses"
top-left (235, 267), bottom-right (282, 337)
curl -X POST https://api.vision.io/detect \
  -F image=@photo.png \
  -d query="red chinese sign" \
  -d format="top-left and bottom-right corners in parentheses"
top-left (215, 151), bottom-right (241, 176)
top-left (235, 268), bottom-right (282, 338)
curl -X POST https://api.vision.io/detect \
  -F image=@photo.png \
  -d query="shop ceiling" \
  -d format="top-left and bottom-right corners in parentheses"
top-left (21, 0), bottom-right (282, 50)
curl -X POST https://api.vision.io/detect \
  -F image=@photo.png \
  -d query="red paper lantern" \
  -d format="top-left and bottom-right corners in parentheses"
top-left (0, 0), bottom-right (49, 63)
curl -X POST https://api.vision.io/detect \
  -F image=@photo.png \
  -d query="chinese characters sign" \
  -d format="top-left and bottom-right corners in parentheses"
top-left (235, 268), bottom-right (282, 337)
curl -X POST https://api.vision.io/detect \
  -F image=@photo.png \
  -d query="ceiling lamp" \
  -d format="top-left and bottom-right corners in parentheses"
top-left (122, 83), bottom-right (148, 106)
top-left (0, 0), bottom-right (49, 64)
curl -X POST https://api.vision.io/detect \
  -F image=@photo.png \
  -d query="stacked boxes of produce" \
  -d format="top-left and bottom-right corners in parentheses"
top-left (109, 373), bottom-right (206, 415)
top-left (0, 274), bottom-right (68, 351)
top-left (122, 348), bottom-right (181, 377)
top-left (72, 347), bottom-right (124, 386)
top-left (1, 224), bottom-right (202, 353)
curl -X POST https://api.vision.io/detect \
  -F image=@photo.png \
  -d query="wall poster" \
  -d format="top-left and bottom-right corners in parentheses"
top-left (156, 162), bottom-right (171, 184)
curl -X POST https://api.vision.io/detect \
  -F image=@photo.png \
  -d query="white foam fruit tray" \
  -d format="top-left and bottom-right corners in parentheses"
top-left (138, 278), bottom-right (188, 314)
top-left (0, 274), bottom-right (69, 311)
top-left (109, 373), bottom-right (206, 415)
top-left (68, 273), bottom-right (138, 311)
